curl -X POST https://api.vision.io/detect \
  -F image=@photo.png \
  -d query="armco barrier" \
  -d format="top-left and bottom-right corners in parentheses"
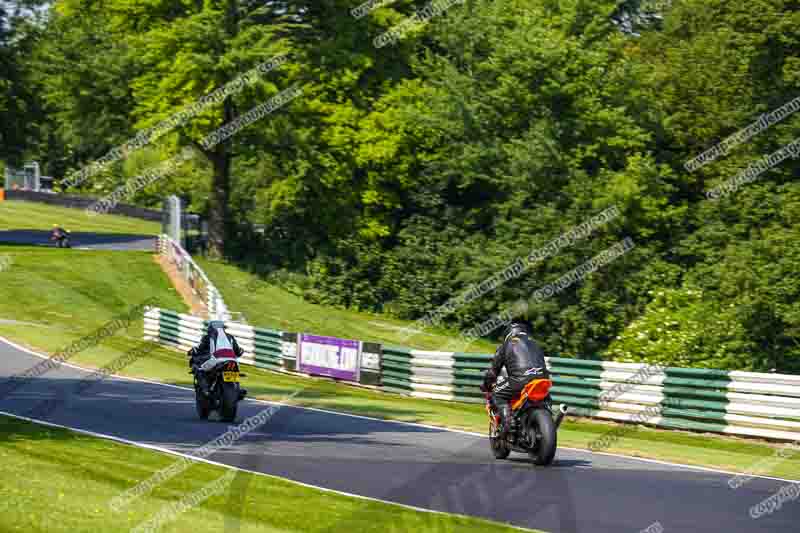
top-left (4, 189), bottom-right (163, 221)
top-left (145, 308), bottom-right (800, 442)
top-left (144, 308), bottom-right (380, 387)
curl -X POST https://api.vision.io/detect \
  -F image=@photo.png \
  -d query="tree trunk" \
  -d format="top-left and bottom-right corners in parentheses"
top-left (207, 144), bottom-right (230, 258)
top-left (206, 0), bottom-right (239, 258)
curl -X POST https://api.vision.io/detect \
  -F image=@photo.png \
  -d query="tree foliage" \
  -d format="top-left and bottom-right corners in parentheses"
top-left (3, 0), bottom-right (799, 371)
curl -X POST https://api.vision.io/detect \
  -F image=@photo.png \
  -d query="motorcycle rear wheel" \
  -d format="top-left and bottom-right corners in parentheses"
top-left (220, 382), bottom-right (239, 422)
top-left (528, 408), bottom-right (557, 466)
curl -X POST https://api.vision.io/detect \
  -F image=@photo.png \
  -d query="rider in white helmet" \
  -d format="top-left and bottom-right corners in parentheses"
top-left (188, 320), bottom-right (244, 396)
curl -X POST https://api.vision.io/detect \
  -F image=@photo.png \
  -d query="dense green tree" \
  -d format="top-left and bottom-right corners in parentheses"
top-left (0, 0), bottom-right (48, 166)
top-left (30, 1), bottom-right (140, 184)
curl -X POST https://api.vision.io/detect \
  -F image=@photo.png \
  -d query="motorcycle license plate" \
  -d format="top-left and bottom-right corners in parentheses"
top-left (222, 371), bottom-right (239, 382)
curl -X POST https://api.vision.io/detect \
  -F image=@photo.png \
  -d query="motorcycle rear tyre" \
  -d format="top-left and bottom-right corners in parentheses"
top-left (528, 408), bottom-right (557, 466)
top-left (220, 382), bottom-right (239, 422)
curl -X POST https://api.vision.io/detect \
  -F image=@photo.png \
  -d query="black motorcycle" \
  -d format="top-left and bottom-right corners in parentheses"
top-left (192, 356), bottom-right (246, 422)
top-left (50, 227), bottom-right (71, 248)
top-left (486, 376), bottom-right (568, 465)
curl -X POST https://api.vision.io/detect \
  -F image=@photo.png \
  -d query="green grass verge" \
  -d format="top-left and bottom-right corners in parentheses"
top-left (0, 246), bottom-right (185, 337)
top-left (0, 415), bottom-right (530, 533)
top-left (0, 199), bottom-right (161, 235)
top-left (0, 245), bottom-right (187, 376)
top-left (1, 242), bottom-right (798, 485)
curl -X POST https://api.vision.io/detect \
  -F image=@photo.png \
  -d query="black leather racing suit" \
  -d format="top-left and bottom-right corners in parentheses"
top-left (483, 324), bottom-right (549, 433)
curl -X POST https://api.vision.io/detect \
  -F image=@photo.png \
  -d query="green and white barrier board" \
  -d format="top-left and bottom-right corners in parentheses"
top-left (144, 308), bottom-right (380, 387)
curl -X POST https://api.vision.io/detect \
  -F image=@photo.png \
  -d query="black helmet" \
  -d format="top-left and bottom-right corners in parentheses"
top-left (503, 319), bottom-right (533, 341)
top-left (503, 299), bottom-right (532, 340)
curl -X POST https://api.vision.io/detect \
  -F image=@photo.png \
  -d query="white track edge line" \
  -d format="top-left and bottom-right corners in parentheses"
top-left (1, 335), bottom-right (796, 485)
top-left (0, 408), bottom-right (535, 532)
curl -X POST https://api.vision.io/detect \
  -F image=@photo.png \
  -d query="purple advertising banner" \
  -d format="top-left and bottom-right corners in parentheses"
top-left (297, 334), bottom-right (361, 382)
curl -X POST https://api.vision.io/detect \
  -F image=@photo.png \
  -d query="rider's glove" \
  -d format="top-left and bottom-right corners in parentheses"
top-left (481, 367), bottom-right (497, 393)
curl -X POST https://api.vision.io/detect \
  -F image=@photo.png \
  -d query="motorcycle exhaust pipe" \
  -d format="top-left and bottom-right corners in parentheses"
top-left (554, 404), bottom-right (569, 430)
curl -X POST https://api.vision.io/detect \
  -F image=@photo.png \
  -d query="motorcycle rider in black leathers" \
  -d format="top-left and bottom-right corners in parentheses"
top-left (188, 321), bottom-right (244, 396)
top-left (481, 318), bottom-right (550, 439)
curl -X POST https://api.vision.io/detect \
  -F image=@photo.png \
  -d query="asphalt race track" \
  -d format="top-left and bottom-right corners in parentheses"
top-left (0, 230), bottom-right (155, 251)
top-left (1, 338), bottom-right (797, 533)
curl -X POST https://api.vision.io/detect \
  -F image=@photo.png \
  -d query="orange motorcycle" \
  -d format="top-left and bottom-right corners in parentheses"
top-left (486, 376), bottom-right (568, 465)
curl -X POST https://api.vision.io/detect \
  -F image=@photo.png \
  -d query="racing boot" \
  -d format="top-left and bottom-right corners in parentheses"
top-left (499, 405), bottom-right (513, 440)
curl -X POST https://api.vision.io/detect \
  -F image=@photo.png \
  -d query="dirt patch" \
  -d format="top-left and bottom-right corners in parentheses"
top-left (154, 254), bottom-right (207, 317)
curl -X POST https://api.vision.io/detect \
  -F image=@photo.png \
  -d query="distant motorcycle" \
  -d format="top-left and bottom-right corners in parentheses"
top-left (50, 227), bottom-right (71, 248)
top-left (192, 351), bottom-right (246, 423)
top-left (486, 376), bottom-right (568, 465)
